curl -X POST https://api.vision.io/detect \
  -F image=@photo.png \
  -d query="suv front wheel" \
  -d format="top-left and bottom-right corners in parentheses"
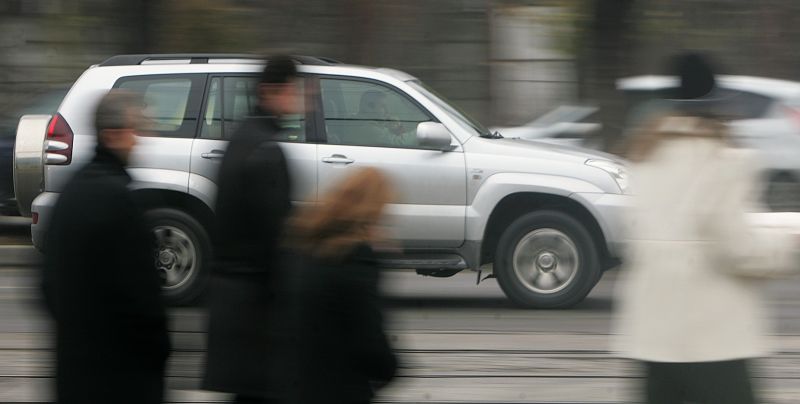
top-left (145, 208), bottom-right (211, 306)
top-left (495, 210), bottom-right (600, 309)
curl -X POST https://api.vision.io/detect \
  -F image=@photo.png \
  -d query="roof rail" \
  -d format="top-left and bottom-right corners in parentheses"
top-left (98, 54), bottom-right (342, 67)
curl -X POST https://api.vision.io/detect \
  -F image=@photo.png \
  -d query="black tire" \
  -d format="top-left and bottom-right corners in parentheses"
top-left (144, 208), bottom-right (211, 306)
top-left (494, 210), bottom-right (601, 309)
top-left (765, 172), bottom-right (800, 212)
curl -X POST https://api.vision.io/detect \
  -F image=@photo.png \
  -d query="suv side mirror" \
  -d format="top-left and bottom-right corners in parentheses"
top-left (416, 122), bottom-right (454, 151)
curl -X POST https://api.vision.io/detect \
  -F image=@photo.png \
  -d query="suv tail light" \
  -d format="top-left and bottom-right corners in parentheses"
top-left (45, 113), bottom-right (74, 165)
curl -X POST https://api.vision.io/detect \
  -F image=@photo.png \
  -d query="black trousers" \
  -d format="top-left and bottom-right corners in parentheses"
top-left (644, 360), bottom-right (756, 404)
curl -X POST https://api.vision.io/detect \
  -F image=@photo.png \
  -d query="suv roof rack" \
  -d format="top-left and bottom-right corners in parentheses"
top-left (98, 54), bottom-right (341, 67)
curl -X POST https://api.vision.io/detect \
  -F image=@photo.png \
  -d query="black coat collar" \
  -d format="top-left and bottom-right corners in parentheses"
top-left (251, 107), bottom-right (282, 129)
top-left (91, 145), bottom-right (130, 181)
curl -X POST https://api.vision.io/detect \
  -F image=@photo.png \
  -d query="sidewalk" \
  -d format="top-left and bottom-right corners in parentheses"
top-left (0, 216), bottom-right (31, 242)
top-left (3, 332), bottom-right (800, 403)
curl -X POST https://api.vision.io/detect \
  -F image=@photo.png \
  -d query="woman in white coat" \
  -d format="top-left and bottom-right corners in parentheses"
top-left (615, 114), bottom-right (799, 404)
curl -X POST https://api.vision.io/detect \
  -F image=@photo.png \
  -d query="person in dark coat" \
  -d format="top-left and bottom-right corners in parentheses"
top-left (287, 167), bottom-right (398, 404)
top-left (203, 56), bottom-right (299, 404)
top-left (41, 90), bottom-right (170, 404)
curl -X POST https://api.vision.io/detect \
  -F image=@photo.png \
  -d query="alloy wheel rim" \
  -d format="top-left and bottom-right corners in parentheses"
top-left (153, 225), bottom-right (196, 290)
top-left (512, 228), bottom-right (579, 294)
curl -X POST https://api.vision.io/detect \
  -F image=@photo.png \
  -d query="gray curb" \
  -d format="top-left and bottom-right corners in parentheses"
top-left (0, 216), bottom-right (31, 226)
top-left (0, 245), bottom-right (42, 267)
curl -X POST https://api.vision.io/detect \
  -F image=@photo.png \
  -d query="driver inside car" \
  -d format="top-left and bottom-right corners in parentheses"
top-left (351, 90), bottom-right (417, 147)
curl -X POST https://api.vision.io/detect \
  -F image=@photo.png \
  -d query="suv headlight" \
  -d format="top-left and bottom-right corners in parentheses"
top-left (586, 159), bottom-right (629, 193)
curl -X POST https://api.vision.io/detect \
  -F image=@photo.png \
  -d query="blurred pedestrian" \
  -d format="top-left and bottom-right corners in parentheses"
top-left (41, 90), bottom-right (170, 404)
top-left (616, 52), bottom-right (728, 153)
top-left (287, 167), bottom-right (398, 404)
top-left (202, 55), bottom-right (300, 404)
top-left (615, 56), bottom-right (800, 402)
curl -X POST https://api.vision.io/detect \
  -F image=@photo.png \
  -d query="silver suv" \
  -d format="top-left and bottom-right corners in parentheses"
top-left (14, 54), bottom-right (629, 307)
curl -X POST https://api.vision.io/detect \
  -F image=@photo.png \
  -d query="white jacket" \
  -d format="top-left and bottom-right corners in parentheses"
top-left (615, 137), bottom-right (799, 363)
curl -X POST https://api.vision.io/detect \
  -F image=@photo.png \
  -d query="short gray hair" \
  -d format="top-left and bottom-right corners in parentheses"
top-left (94, 90), bottom-right (143, 135)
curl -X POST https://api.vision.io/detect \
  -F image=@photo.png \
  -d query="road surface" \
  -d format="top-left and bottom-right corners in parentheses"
top-left (1, 264), bottom-right (800, 403)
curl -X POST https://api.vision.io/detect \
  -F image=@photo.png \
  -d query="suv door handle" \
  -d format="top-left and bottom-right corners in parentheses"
top-left (322, 154), bottom-right (354, 164)
top-left (201, 150), bottom-right (225, 159)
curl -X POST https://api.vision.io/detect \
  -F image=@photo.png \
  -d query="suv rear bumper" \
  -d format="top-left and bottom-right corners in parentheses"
top-left (31, 191), bottom-right (59, 251)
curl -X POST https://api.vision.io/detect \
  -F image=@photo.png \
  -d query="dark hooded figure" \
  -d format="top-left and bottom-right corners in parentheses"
top-left (202, 56), bottom-right (299, 404)
top-left (620, 51), bottom-right (729, 149)
top-left (42, 90), bottom-right (170, 404)
top-left (671, 52), bottom-right (717, 100)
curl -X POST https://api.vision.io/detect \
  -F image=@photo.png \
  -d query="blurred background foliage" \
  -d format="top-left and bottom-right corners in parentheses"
top-left (3, 0), bottom-right (800, 148)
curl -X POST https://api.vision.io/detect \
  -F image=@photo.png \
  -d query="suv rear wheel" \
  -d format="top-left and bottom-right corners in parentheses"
top-left (145, 208), bottom-right (211, 306)
top-left (494, 210), bottom-right (600, 309)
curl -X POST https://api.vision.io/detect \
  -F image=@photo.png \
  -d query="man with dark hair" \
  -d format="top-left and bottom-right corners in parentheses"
top-left (42, 90), bottom-right (170, 404)
top-left (203, 55), bottom-right (300, 404)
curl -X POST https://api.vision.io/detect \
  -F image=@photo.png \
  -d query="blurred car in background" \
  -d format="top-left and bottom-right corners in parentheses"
top-left (0, 88), bottom-right (69, 215)
top-left (618, 75), bottom-right (800, 211)
top-left (491, 105), bottom-right (602, 148)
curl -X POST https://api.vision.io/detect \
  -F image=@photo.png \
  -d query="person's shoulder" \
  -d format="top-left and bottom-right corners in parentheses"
top-left (248, 138), bottom-right (285, 164)
top-left (342, 244), bottom-right (379, 279)
top-left (227, 118), bottom-right (260, 143)
top-left (68, 165), bottom-right (129, 198)
top-left (719, 145), bottom-right (758, 162)
top-left (351, 243), bottom-right (377, 262)
top-left (54, 170), bottom-right (132, 226)
top-left (717, 145), bottom-right (761, 178)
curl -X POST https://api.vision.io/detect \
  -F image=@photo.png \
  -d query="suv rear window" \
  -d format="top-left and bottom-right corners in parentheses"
top-left (114, 74), bottom-right (205, 138)
top-left (200, 75), bottom-right (307, 142)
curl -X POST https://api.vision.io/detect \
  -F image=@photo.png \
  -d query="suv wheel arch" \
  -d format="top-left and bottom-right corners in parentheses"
top-left (480, 192), bottom-right (610, 270)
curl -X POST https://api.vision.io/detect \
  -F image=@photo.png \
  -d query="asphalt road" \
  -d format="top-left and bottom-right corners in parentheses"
top-left (2, 264), bottom-right (800, 404)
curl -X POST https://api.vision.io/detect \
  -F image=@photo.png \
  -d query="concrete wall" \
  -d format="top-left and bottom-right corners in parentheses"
top-left (0, 0), bottom-right (496, 124)
top-left (490, 5), bottom-right (578, 125)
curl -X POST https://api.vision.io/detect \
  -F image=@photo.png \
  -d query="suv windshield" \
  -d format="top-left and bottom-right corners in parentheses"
top-left (408, 80), bottom-right (493, 137)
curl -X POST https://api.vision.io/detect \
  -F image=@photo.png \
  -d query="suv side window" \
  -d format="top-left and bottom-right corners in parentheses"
top-left (200, 76), bottom-right (307, 142)
top-left (114, 74), bottom-right (205, 138)
top-left (320, 78), bottom-right (432, 148)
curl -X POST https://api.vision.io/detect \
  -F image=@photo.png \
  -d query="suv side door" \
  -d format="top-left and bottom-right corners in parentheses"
top-left (115, 74), bottom-right (206, 193)
top-left (190, 75), bottom-right (318, 209)
top-left (315, 76), bottom-right (466, 248)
